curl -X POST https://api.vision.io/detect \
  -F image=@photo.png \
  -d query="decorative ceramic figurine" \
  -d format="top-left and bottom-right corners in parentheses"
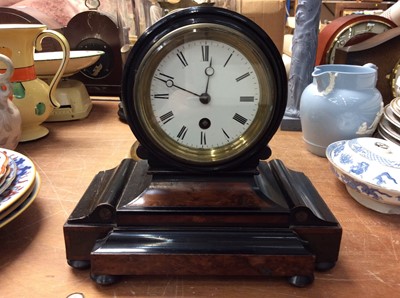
top-left (282, 0), bottom-right (321, 131)
top-left (300, 63), bottom-right (383, 157)
top-left (0, 24), bottom-right (70, 142)
top-left (0, 54), bottom-right (21, 150)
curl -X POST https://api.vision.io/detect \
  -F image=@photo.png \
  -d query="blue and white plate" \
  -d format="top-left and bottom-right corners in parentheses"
top-left (0, 149), bottom-right (36, 213)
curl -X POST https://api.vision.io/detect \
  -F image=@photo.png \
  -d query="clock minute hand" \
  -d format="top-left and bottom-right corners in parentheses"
top-left (173, 84), bottom-right (201, 97)
top-left (155, 76), bottom-right (200, 97)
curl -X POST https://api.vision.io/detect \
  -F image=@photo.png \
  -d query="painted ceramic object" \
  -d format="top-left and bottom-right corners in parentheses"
top-left (0, 54), bottom-right (21, 150)
top-left (300, 64), bottom-right (383, 157)
top-left (0, 148), bottom-right (36, 213)
top-left (34, 50), bottom-right (104, 78)
top-left (0, 24), bottom-right (70, 142)
top-left (326, 137), bottom-right (400, 214)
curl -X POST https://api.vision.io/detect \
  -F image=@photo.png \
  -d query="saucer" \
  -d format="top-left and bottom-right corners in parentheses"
top-left (0, 151), bottom-right (8, 179)
top-left (0, 158), bottom-right (17, 195)
top-left (34, 50), bottom-right (104, 78)
top-left (0, 173), bottom-right (40, 228)
top-left (0, 172), bottom-right (36, 221)
top-left (0, 149), bottom-right (36, 213)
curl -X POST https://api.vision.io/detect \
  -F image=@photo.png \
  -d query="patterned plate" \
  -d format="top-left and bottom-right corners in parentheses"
top-left (0, 173), bottom-right (40, 228)
top-left (0, 173), bottom-right (36, 221)
top-left (0, 149), bottom-right (36, 213)
top-left (0, 151), bottom-right (8, 179)
top-left (0, 158), bottom-right (18, 195)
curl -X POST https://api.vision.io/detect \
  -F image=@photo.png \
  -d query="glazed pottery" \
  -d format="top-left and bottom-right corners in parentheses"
top-left (300, 64), bottom-right (383, 157)
top-left (326, 137), bottom-right (400, 214)
top-left (0, 54), bottom-right (21, 149)
top-left (0, 24), bottom-right (70, 141)
top-left (34, 50), bottom-right (104, 78)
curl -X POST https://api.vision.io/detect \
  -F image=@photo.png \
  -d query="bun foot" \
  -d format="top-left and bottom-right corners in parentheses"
top-left (90, 273), bottom-right (119, 285)
top-left (287, 274), bottom-right (314, 287)
top-left (67, 260), bottom-right (90, 270)
top-left (316, 262), bottom-right (336, 271)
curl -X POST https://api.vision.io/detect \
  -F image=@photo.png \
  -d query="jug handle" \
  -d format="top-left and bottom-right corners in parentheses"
top-left (35, 30), bottom-right (70, 108)
top-left (363, 63), bottom-right (378, 70)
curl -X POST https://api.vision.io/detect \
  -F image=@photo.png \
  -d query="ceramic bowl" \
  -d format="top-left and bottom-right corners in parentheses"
top-left (326, 137), bottom-right (400, 214)
top-left (34, 50), bottom-right (104, 78)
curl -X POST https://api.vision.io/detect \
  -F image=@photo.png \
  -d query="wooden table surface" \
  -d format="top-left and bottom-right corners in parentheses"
top-left (1, 100), bottom-right (399, 298)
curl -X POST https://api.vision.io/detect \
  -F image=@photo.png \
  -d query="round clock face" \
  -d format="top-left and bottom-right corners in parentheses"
top-left (122, 7), bottom-right (286, 170)
top-left (77, 38), bottom-right (113, 79)
top-left (150, 37), bottom-right (262, 150)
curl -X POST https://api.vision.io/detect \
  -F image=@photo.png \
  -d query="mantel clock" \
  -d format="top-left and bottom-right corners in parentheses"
top-left (64, 7), bottom-right (342, 287)
top-left (316, 14), bottom-right (397, 65)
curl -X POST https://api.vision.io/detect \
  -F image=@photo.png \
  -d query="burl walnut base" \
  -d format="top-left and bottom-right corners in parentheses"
top-left (64, 159), bottom-right (342, 287)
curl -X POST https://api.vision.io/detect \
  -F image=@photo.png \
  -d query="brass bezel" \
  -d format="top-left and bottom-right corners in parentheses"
top-left (133, 23), bottom-right (276, 165)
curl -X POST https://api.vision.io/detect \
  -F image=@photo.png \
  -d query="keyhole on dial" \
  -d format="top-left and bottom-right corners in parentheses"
top-left (199, 118), bottom-right (211, 129)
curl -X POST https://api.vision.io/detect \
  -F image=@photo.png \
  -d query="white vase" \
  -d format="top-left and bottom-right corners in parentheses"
top-left (0, 54), bottom-right (21, 150)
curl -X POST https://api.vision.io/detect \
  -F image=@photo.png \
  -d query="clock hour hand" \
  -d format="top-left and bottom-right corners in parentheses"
top-left (203, 58), bottom-right (214, 94)
top-left (155, 76), bottom-right (200, 97)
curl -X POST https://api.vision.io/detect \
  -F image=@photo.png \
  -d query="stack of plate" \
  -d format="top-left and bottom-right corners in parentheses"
top-left (377, 97), bottom-right (400, 146)
top-left (0, 148), bottom-right (40, 228)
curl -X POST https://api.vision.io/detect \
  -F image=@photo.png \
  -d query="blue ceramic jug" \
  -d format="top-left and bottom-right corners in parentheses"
top-left (300, 64), bottom-right (383, 157)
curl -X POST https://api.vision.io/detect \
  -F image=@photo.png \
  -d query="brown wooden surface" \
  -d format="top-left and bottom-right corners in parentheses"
top-left (1, 100), bottom-right (400, 297)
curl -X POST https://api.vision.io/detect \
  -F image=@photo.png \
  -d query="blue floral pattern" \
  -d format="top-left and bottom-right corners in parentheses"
top-left (326, 138), bottom-right (400, 206)
top-left (0, 149), bottom-right (36, 212)
top-left (350, 162), bottom-right (369, 175)
top-left (330, 166), bottom-right (400, 203)
top-left (348, 139), bottom-right (400, 168)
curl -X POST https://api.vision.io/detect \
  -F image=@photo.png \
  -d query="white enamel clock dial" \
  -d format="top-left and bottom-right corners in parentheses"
top-left (150, 39), bottom-right (260, 150)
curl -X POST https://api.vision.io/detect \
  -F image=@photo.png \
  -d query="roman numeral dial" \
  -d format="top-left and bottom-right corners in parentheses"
top-left (150, 38), bottom-right (261, 149)
top-left (144, 27), bottom-right (274, 164)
